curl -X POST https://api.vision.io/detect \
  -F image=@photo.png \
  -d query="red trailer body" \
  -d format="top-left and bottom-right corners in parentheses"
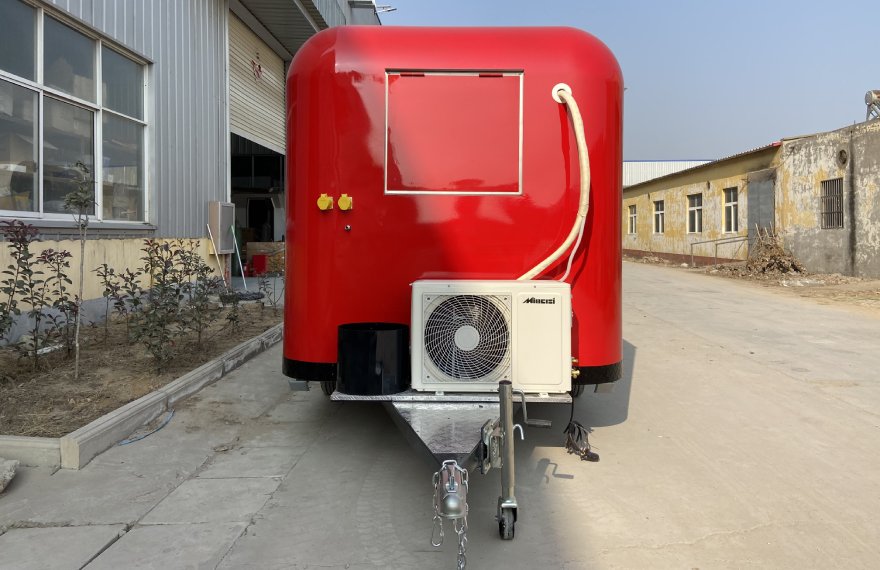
top-left (283, 26), bottom-right (622, 385)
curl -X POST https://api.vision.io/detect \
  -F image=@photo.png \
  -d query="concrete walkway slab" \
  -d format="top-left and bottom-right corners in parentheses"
top-left (0, 463), bottom-right (184, 527)
top-left (84, 523), bottom-right (246, 570)
top-left (261, 394), bottom-right (340, 424)
top-left (0, 525), bottom-right (124, 570)
top-left (235, 421), bottom-right (321, 449)
top-left (141, 478), bottom-right (280, 524)
top-left (197, 447), bottom-right (300, 479)
top-left (186, 369), bottom-right (288, 422)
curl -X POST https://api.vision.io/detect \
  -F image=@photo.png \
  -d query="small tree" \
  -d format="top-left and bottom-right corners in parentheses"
top-left (118, 267), bottom-right (145, 342)
top-left (94, 263), bottom-right (120, 343)
top-left (258, 272), bottom-right (283, 317)
top-left (39, 249), bottom-right (75, 355)
top-left (135, 239), bottom-right (184, 371)
top-left (15, 244), bottom-right (49, 370)
top-left (0, 220), bottom-right (40, 342)
top-left (64, 162), bottom-right (96, 380)
top-left (180, 251), bottom-right (220, 348)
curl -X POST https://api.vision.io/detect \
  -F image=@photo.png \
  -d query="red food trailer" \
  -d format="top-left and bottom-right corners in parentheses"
top-left (282, 25), bottom-right (622, 553)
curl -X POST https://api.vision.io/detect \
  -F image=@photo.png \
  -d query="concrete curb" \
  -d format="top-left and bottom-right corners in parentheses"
top-left (0, 436), bottom-right (60, 469)
top-left (0, 323), bottom-right (283, 470)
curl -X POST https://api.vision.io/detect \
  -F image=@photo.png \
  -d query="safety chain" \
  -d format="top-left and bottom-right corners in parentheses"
top-left (454, 516), bottom-right (468, 570)
top-left (430, 460), bottom-right (469, 570)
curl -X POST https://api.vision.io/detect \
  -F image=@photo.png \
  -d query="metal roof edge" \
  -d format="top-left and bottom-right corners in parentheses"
top-left (623, 142), bottom-right (781, 192)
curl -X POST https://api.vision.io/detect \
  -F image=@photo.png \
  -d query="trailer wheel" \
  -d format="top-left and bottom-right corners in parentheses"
top-left (320, 381), bottom-right (335, 396)
top-left (570, 384), bottom-right (584, 398)
top-left (498, 508), bottom-right (515, 540)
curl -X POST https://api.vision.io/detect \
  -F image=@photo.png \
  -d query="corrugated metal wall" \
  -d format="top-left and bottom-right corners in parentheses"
top-left (623, 160), bottom-right (711, 187)
top-left (229, 13), bottom-right (285, 153)
top-left (314, 0), bottom-right (345, 27)
top-left (45, 0), bottom-right (229, 238)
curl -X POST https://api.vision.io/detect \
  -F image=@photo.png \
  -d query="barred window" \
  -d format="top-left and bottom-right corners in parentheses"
top-left (628, 204), bottom-right (636, 234)
top-left (820, 178), bottom-right (843, 229)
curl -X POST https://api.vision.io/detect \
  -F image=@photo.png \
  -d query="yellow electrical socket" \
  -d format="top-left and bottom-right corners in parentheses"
top-left (338, 194), bottom-right (353, 211)
top-left (317, 193), bottom-right (334, 210)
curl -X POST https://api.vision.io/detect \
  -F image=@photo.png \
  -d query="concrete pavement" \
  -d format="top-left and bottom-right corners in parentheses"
top-left (1, 261), bottom-right (879, 568)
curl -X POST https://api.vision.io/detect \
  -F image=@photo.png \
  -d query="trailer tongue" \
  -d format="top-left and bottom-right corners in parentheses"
top-left (329, 384), bottom-right (569, 555)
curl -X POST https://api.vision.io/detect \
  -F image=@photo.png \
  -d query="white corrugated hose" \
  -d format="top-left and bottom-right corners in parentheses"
top-left (519, 86), bottom-right (591, 282)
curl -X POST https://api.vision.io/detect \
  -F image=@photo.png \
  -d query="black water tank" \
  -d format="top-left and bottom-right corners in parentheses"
top-left (337, 323), bottom-right (410, 395)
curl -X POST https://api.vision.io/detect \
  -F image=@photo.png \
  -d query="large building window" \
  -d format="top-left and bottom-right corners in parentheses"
top-left (628, 204), bottom-right (637, 234)
top-left (0, 0), bottom-right (147, 222)
top-left (687, 193), bottom-right (703, 233)
top-left (0, 0), bottom-right (35, 81)
top-left (723, 187), bottom-right (738, 232)
top-left (653, 200), bottom-right (664, 234)
top-left (820, 178), bottom-right (843, 229)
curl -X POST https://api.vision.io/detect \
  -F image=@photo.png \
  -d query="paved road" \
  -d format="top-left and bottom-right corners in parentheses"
top-left (1, 261), bottom-right (879, 569)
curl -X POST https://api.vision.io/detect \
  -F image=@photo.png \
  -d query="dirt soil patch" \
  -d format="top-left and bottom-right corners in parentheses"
top-left (0, 304), bottom-right (281, 438)
top-left (693, 236), bottom-right (880, 311)
top-left (704, 264), bottom-right (880, 311)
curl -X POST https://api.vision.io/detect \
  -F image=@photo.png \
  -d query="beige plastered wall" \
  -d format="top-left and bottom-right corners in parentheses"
top-left (622, 148), bottom-right (780, 262)
top-left (0, 237), bottom-right (223, 306)
top-left (776, 121), bottom-right (880, 276)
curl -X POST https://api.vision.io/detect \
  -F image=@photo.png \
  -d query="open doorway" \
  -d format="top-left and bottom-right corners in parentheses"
top-left (230, 133), bottom-right (285, 275)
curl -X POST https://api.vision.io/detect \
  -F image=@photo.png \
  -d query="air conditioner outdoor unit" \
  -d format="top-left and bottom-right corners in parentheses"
top-left (411, 280), bottom-right (572, 394)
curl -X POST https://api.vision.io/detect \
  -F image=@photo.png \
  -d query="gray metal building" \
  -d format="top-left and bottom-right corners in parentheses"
top-left (0, 0), bottom-right (380, 240)
top-left (0, 0), bottom-right (379, 312)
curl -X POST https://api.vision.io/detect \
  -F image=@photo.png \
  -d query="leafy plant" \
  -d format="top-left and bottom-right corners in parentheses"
top-left (15, 244), bottom-right (50, 371)
top-left (118, 268), bottom-right (145, 341)
top-left (135, 239), bottom-right (184, 371)
top-left (39, 248), bottom-right (75, 355)
top-left (0, 220), bottom-right (39, 342)
top-left (180, 250), bottom-right (221, 348)
top-left (94, 263), bottom-right (121, 343)
top-left (218, 287), bottom-right (244, 336)
top-left (258, 272), bottom-right (283, 317)
top-left (64, 162), bottom-right (96, 380)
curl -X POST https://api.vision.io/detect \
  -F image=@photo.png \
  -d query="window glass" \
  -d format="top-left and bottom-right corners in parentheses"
top-left (653, 200), bottom-right (665, 233)
top-left (102, 47), bottom-right (143, 119)
top-left (0, 80), bottom-right (38, 211)
top-left (102, 113), bottom-right (143, 220)
top-left (0, 0), bottom-right (36, 80)
top-left (43, 97), bottom-right (94, 214)
top-left (44, 16), bottom-right (96, 102)
top-left (724, 188), bottom-right (738, 232)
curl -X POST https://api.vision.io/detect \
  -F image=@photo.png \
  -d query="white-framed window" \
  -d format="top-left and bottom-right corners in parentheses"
top-left (627, 204), bottom-right (636, 234)
top-left (653, 200), bottom-right (664, 234)
top-left (687, 193), bottom-right (702, 233)
top-left (723, 187), bottom-right (738, 232)
top-left (0, 0), bottom-right (147, 222)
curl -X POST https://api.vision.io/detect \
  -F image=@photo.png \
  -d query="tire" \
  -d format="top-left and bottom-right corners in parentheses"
top-left (498, 508), bottom-right (515, 540)
top-left (320, 381), bottom-right (336, 396)
top-left (570, 384), bottom-right (584, 398)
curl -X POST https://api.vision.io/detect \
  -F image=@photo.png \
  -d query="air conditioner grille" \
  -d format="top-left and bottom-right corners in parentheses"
top-left (423, 294), bottom-right (510, 382)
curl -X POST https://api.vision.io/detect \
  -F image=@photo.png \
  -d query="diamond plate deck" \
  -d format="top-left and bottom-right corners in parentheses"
top-left (330, 390), bottom-right (571, 404)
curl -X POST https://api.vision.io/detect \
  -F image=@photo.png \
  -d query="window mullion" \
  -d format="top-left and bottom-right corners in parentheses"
top-left (36, 5), bottom-right (44, 217)
top-left (38, 91), bottom-right (44, 216)
top-left (95, 40), bottom-right (103, 221)
top-left (36, 7), bottom-right (43, 84)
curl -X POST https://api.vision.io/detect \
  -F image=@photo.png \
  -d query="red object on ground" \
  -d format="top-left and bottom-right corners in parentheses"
top-left (252, 254), bottom-right (268, 276)
top-left (283, 26), bottom-right (623, 383)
